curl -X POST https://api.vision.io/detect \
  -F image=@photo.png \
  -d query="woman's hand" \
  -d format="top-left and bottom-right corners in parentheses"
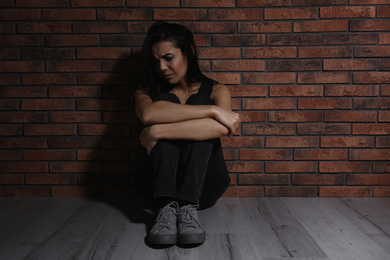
top-left (139, 125), bottom-right (159, 155)
top-left (213, 106), bottom-right (240, 136)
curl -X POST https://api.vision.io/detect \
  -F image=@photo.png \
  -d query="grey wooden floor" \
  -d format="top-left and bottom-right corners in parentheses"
top-left (0, 197), bottom-right (389, 260)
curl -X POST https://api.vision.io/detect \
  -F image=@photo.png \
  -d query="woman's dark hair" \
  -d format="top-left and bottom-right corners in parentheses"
top-left (139, 22), bottom-right (204, 100)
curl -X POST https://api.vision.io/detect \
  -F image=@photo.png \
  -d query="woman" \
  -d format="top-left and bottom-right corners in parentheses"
top-left (135, 22), bottom-right (240, 246)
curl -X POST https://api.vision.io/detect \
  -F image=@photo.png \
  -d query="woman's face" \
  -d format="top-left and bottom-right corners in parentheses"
top-left (151, 40), bottom-right (188, 87)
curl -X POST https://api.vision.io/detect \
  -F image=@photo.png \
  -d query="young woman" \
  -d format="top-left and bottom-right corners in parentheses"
top-left (135, 22), bottom-right (240, 246)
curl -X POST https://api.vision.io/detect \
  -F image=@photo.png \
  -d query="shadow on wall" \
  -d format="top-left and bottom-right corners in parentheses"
top-left (80, 51), bottom-right (153, 201)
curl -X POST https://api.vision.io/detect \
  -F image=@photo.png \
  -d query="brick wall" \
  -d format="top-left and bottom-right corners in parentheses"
top-left (1, 0), bottom-right (389, 197)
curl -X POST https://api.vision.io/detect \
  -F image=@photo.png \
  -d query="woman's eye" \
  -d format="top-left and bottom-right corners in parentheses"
top-left (165, 57), bottom-right (173, 61)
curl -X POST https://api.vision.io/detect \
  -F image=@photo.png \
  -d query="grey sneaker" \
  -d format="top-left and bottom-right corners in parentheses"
top-left (177, 204), bottom-right (206, 245)
top-left (148, 201), bottom-right (179, 245)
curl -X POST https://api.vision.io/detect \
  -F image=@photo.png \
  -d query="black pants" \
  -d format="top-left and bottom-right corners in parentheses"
top-left (148, 92), bottom-right (230, 209)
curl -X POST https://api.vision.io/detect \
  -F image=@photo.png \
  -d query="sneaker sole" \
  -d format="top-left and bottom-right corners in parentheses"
top-left (148, 234), bottom-right (177, 245)
top-left (177, 233), bottom-right (206, 245)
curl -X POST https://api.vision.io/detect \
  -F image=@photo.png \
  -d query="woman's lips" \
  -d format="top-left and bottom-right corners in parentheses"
top-left (164, 74), bottom-right (174, 80)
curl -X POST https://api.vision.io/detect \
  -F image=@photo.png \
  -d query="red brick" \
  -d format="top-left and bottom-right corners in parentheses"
top-left (4, 187), bottom-right (51, 197)
top-left (267, 34), bottom-right (321, 46)
top-left (265, 8), bottom-right (317, 20)
top-left (298, 72), bottom-right (350, 84)
top-left (243, 124), bottom-right (296, 136)
top-left (354, 98), bottom-right (390, 110)
top-left (376, 137), bottom-right (390, 148)
top-left (0, 174), bottom-right (24, 185)
top-left (194, 35), bottom-right (209, 47)
top-left (293, 0), bottom-right (347, 5)
top-left (379, 60), bottom-right (390, 71)
top-left (46, 61), bottom-right (100, 73)
top-left (24, 124), bottom-right (76, 136)
top-left (26, 174), bottom-right (76, 185)
top-left (239, 22), bottom-right (292, 33)
top-left (347, 174), bottom-right (390, 186)
top-left (240, 149), bottom-right (292, 160)
top-left (324, 59), bottom-right (376, 71)
top-left (228, 85), bottom-right (267, 97)
top-left (0, 75), bottom-right (20, 87)
top-left (22, 100), bottom-right (74, 111)
top-left (293, 174), bottom-right (345, 185)
top-left (183, 22), bottom-right (236, 33)
top-left (321, 6), bottom-right (375, 18)
top-left (212, 35), bottom-right (265, 47)
top-left (223, 150), bottom-right (238, 160)
top-left (325, 111), bottom-right (376, 122)
top-left (294, 20), bottom-right (348, 32)
top-left (17, 0), bottom-right (68, 7)
top-left (270, 85), bottom-right (323, 97)
top-left (224, 186), bottom-right (263, 197)
top-left (102, 60), bottom-right (142, 72)
top-left (243, 73), bottom-right (296, 84)
top-left (52, 186), bottom-right (103, 197)
top-left (297, 124), bottom-right (350, 135)
top-left (266, 187), bottom-right (317, 197)
top-left (203, 73), bottom-right (240, 85)
top-left (295, 149), bottom-right (347, 160)
top-left (298, 98), bottom-right (352, 109)
top-left (0, 151), bottom-right (22, 161)
top-left (351, 20), bottom-right (390, 32)
top-left (269, 111), bottom-right (322, 122)
top-left (378, 6), bottom-right (390, 17)
top-left (185, 0), bottom-right (236, 7)
top-left (77, 47), bottom-right (130, 59)
top-left (350, 150), bottom-right (390, 161)
top-left (243, 47), bottom-right (296, 59)
top-left (325, 85), bottom-right (379, 97)
top-left (382, 86), bottom-right (390, 96)
top-left (77, 150), bottom-right (129, 161)
top-left (46, 35), bottom-right (99, 47)
top-left (268, 60), bottom-right (320, 72)
top-left (354, 72), bottom-right (390, 84)
top-left (213, 60), bottom-right (265, 72)
top-left (24, 150), bottom-right (75, 161)
top-left (18, 22), bottom-right (71, 33)
top-left (78, 124), bottom-right (131, 136)
top-left (49, 86), bottom-right (100, 98)
top-left (0, 137), bottom-right (46, 149)
top-left (239, 174), bottom-right (290, 185)
top-left (102, 137), bottom-right (140, 149)
top-left (0, 112), bottom-right (47, 123)
top-left (239, 111), bottom-right (267, 123)
top-left (127, 22), bottom-right (154, 33)
top-left (226, 162), bottom-right (263, 173)
top-left (299, 46), bottom-right (352, 58)
top-left (209, 9), bottom-right (262, 20)
top-left (0, 61), bottom-right (43, 72)
top-left (0, 0), bottom-right (14, 7)
top-left (243, 98), bottom-right (295, 110)
top-left (319, 162), bottom-right (371, 173)
top-left (266, 137), bottom-right (318, 148)
top-left (50, 112), bottom-right (101, 123)
top-left (0, 162), bottom-right (48, 173)
top-left (266, 161), bottom-right (317, 173)
top-left (154, 9), bottom-right (207, 21)
top-left (0, 9), bottom-right (41, 20)
top-left (353, 124), bottom-right (390, 135)
top-left (71, 0), bottom-right (124, 7)
top-left (350, 0), bottom-right (390, 3)
top-left (101, 35), bottom-right (145, 47)
top-left (237, 0), bottom-right (291, 7)
top-left (97, 9), bottom-right (151, 20)
top-left (0, 35), bottom-right (43, 47)
top-left (78, 73), bottom-right (129, 85)
top-left (0, 100), bottom-right (19, 110)
top-left (379, 33), bottom-right (390, 44)
top-left (373, 187), bottom-right (390, 197)
top-left (48, 137), bottom-right (100, 148)
top-left (127, 0), bottom-right (179, 7)
top-left (77, 100), bottom-right (129, 111)
top-left (356, 46), bottom-right (390, 57)
top-left (0, 48), bottom-right (18, 60)
top-left (21, 48), bottom-right (74, 59)
top-left (379, 112), bottom-right (390, 122)
top-left (198, 48), bottom-right (240, 60)
top-left (321, 136), bottom-right (374, 148)
top-left (73, 22), bottom-right (126, 33)
top-left (22, 74), bottom-right (75, 85)
top-left (51, 162), bottom-right (100, 173)
top-left (319, 187), bottom-right (371, 197)
top-left (374, 162), bottom-right (390, 173)
top-left (43, 9), bottom-right (95, 20)
top-left (323, 33), bottom-right (377, 45)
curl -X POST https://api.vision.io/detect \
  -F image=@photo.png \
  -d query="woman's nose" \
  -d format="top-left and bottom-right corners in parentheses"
top-left (159, 61), bottom-right (168, 71)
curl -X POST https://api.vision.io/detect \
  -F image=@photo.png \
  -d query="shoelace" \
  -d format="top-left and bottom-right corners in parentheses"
top-left (153, 202), bottom-right (178, 232)
top-left (179, 205), bottom-right (209, 237)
